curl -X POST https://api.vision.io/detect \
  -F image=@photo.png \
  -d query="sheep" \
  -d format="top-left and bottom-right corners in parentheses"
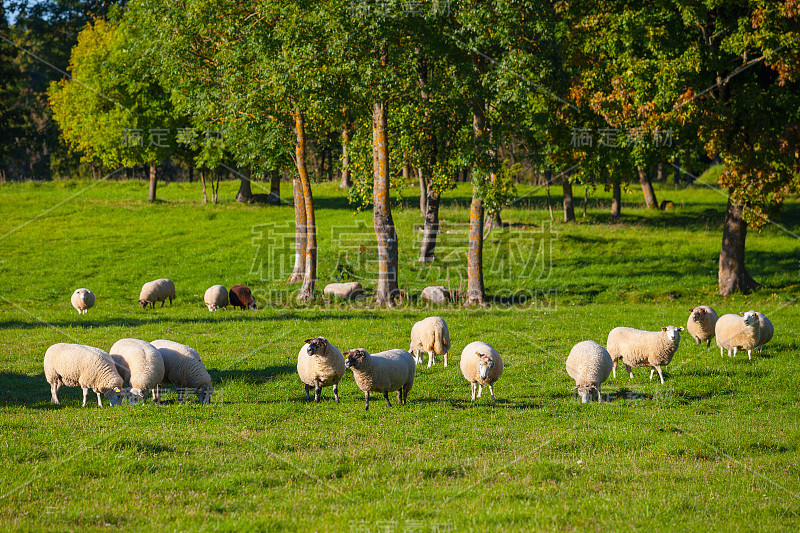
top-left (229, 285), bottom-right (256, 309)
top-left (109, 338), bottom-right (165, 403)
top-left (755, 312), bottom-right (774, 353)
top-left (420, 286), bottom-right (451, 304)
top-left (607, 326), bottom-right (683, 384)
top-left (139, 278), bottom-right (175, 309)
top-left (204, 285), bottom-right (228, 311)
top-left (323, 282), bottom-right (364, 300)
top-left (715, 311), bottom-right (761, 359)
top-left (409, 316), bottom-right (451, 368)
top-left (566, 340), bottom-right (613, 403)
top-left (297, 337), bottom-right (346, 403)
top-left (150, 339), bottom-right (213, 404)
top-left (459, 341), bottom-right (503, 401)
top-left (344, 348), bottom-right (415, 410)
top-left (43, 343), bottom-right (124, 407)
top-left (70, 288), bottom-right (95, 315)
top-left (686, 305), bottom-right (718, 347)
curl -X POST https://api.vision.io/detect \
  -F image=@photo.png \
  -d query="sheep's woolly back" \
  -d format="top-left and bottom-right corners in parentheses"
top-left (139, 279), bottom-right (175, 303)
top-left (204, 285), bottom-right (228, 311)
top-left (150, 340), bottom-right (211, 388)
top-left (409, 316), bottom-right (450, 356)
top-left (44, 343), bottom-right (123, 392)
top-left (346, 349), bottom-right (415, 394)
top-left (606, 327), bottom-right (681, 367)
top-left (686, 305), bottom-right (718, 344)
top-left (566, 341), bottom-right (612, 387)
top-left (715, 313), bottom-right (760, 351)
top-left (71, 289), bottom-right (95, 312)
top-left (109, 338), bottom-right (165, 391)
top-left (460, 341), bottom-right (503, 385)
top-left (755, 313), bottom-right (774, 348)
top-left (297, 338), bottom-right (346, 388)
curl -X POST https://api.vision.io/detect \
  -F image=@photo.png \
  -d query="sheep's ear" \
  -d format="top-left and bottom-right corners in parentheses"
top-left (688, 307), bottom-right (694, 312)
top-left (739, 312), bottom-right (744, 316)
top-left (678, 327), bottom-right (684, 331)
top-left (661, 327), bottom-right (667, 331)
top-left (304, 338), bottom-right (314, 345)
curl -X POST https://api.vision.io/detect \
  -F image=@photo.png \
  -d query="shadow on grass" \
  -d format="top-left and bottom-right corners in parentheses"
top-left (0, 371), bottom-right (48, 406)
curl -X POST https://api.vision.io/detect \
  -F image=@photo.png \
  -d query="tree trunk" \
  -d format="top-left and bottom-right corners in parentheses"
top-left (188, 166), bottom-right (193, 183)
top-left (212, 170), bottom-right (220, 203)
top-left (419, 186), bottom-right (440, 264)
top-left (340, 126), bottom-right (352, 188)
top-left (583, 185), bottom-right (588, 217)
top-left (269, 169), bottom-right (280, 201)
top-left (544, 170), bottom-right (554, 222)
top-left (200, 169), bottom-right (207, 203)
top-left (418, 168), bottom-right (427, 215)
top-left (611, 176), bottom-right (621, 217)
top-left (148, 165), bottom-right (157, 202)
top-left (236, 174), bottom-right (252, 203)
top-left (656, 162), bottom-right (664, 182)
top-left (372, 100), bottom-right (399, 306)
top-left (563, 177), bottom-right (575, 222)
top-left (638, 166), bottom-right (658, 209)
top-left (294, 111), bottom-right (316, 302)
top-left (465, 95), bottom-right (487, 307)
top-left (287, 177), bottom-right (306, 284)
top-left (718, 190), bottom-right (762, 296)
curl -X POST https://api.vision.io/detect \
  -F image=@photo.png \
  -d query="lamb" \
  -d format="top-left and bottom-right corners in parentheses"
top-left (43, 343), bottom-right (124, 407)
top-left (409, 316), bottom-right (451, 368)
top-left (686, 305), bottom-right (718, 346)
top-left (344, 348), bottom-right (415, 410)
top-left (297, 337), bottom-right (346, 403)
top-left (607, 326), bottom-right (683, 384)
top-left (150, 340), bottom-right (213, 404)
top-left (323, 282), bottom-right (364, 300)
top-left (71, 288), bottom-right (95, 314)
top-left (565, 341), bottom-right (613, 403)
top-left (204, 285), bottom-right (228, 311)
top-left (229, 285), bottom-right (256, 309)
top-left (715, 311), bottom-right (761, 360)
top-left (139, 278), bottom-right (176, 309)
top-left (109, 338), bottom-right (165, 403)
top-left (755, 312), bottom-right (774, 353)
top-left (459, 341), bottom-right (503, 401)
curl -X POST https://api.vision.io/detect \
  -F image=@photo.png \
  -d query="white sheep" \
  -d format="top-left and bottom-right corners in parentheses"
top-left (459, 341), bottom-right (503, 401)
top-left (409, 316), bottom-right (451, 368)
top-left (297, 337), bottom-right (346, 403)
top-left (43, 343), bottom-right (124, 407)
top-left (344, 348), bottom-right (415, 410)
top-left (565, 341), bottom-right (613, 403)
top-left (150, 339), bottom-right (213, 404)
top-left (109, 338), bottom-right (166, 403)
top-left (323, 282), bottom-right (364, 300)
top-left (203, 285), bottom-right (228, 311)
top-left (686, 305), bottom-right (718, 346)
top-left (71, 288), bottom-right (95, 315)
top-left (607, 326), bottom-right (683, 384)
top-left (139, 278), bottom-right (176, 309)
top-left (755, 312), bottom-right (774, 353)
top-left (715, 311), bottom-right (761, 359)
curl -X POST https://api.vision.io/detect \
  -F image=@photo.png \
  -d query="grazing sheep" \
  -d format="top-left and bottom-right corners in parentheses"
top-left (566, 341), bottom-right (613, 403)
top-left (607, 326), bottom-right (683, 384)
top-left (139, 278), bottom-right (176, 309)
top-left (43, 343), bottom-right (124, 407)
top-left (109, 339), bottom-right (165, 403)
top-left (686, 305), bottom-right (718, 347)
top-left (229, 285), bottom-right (256, 309)
top-left (344, 348), bottom-right (415, 410)
top-left (150, 340), bottom-right (213, 404)
top-left (409, 316), bottom-right (451, 368)
top-left (459, 341), bottom-right (503, 401)
top-left (70, 288), bottom-right (95, 315)
top-left (204, 285), bottom-right (228, 311)
top-left (323, 282), bottom-right (364, 300)
top-left (755, 312), bottom-right (774, 353)
top-left (297, 337), bottom-right (346, 403)
top-left (715, 311), bottom-right (761, 359)
top-left (420, 286), bottom-right (451, 304)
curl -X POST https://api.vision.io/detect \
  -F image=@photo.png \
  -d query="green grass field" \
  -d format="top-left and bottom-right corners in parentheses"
top-left (0, 176), bottom-right (798, 531)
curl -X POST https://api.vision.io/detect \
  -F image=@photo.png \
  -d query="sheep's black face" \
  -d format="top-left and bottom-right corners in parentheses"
top-left (304, 337), bottom-right (328, 356)
top-left (344, 349), bottom-right (366, 369)
top-left (138, 299), bottom-right (148, 309)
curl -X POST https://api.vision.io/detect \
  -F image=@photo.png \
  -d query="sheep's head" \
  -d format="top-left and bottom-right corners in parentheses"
top-left (138, 299), bottom-right (149, 309)
top-left (576, 384), bottom-right (596, 404)
top-left (344, 349), bottom-right (368, 370)
top-left (103, 387), bottom-right (124, 407)
top-left (247, 300), bottom-right (257, 310)
top-left (125, 387), bottom-right (145, 405)
top-left (661, 326), bottom-right (683, 342)
top-left (476, 352), bottom-right (495, 380)
top-left (740, 310), bottom-right (758, 326)
top-left (195, 384), bottom-right (213, 404)
top-left (689, 307), bottom-right (706, 321)
top-left (304, 337), bottom-right (328, 356)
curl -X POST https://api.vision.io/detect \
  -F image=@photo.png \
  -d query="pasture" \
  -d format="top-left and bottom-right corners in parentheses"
top-left (0, 177), bottom-right (798, 531)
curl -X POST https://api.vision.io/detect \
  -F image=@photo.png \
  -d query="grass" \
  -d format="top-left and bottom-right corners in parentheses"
top-left (0, 175), bottom-right (799, 531)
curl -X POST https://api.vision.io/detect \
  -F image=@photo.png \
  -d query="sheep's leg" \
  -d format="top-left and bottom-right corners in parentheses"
top-left (612, 359), bottom-right (617, 378)
top-left (443, 352), bottom-right (448, 368)
top-left (747, 349), bottom-right (752, 360)
top-left (427, 351), bottom-right (434, 369)
top-left (471, 383), bottom-right (477, 401)
top-left (96, 392), bottom-right (103, 407)
top-left (161, 300), bottom-right (165, 307)
top-left (650, 368), bottom-right (655, 381)
top-left (732, 347), bottom-right (738, 357)
top-left (720, 347), bottom-right (724, 357)
top-left (477, 384), bottom-right (483, 399)
top-left (333, 383), bottom-right (340, 403)
top-left (397, 390), bottom-right (402, 405)
top-left (384, 391), bottom-right (392, 407)
top-left (489, 385), bottom-right (495, 402)
top-left (596, 385), bottom-right (602, 403)
top-left (655, 366), bottom-right (665, 384)
top-left (695, 337), bottom-right (700, 345)
top-left (50, 382), bottom-right (60, 404)
top-left (304, 384), bottom-right (311, 401)
top-left (364, 392), bottom-right (370, 410)
top-left (169, 296), bottom-right (174, 305)
top-left (314, 384), bottom-right (322, 403)
top-left (177, 388), bottom-right (184, 402)
top-left (413, 351), bottom-right (422, 365)
top-left (706, 339), bottom-right (711, 347)
top-left (81, 387), bottom-right (89, 407)
top-left (403, 384), bottom-right (411, 405)
top-left (626, 364), bottom-right (633, 380)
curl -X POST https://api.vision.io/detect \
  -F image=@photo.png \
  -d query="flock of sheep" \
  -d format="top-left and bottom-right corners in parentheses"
top-left (567, 306), bottom-right (774, 403)
top-left (62, 282), bottom-right (774, 408)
